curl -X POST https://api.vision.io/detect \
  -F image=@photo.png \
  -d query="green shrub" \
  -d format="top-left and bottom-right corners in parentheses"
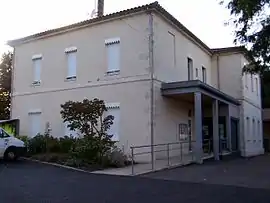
top-left (70, 136), bottom-right (114, 165)
top-left (28, 134), bottom-right (47, 154)
top-left (59, 136), bottom-right (77, 153)
top-left (105, 148), bottom-right (130, 168)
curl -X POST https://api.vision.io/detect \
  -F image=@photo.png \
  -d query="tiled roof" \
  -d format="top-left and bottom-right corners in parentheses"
top-left (7, 1), bottom-right (211, 53)
top-left (211, 46), bottom-right (247, 54)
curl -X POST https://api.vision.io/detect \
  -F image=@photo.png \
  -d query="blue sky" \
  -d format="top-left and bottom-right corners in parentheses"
top-left (0, 0), bottom-right (235, 55)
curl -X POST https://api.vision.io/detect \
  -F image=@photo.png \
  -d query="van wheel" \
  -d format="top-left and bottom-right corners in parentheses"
top-left (4, 147), bottom-right (17, 161)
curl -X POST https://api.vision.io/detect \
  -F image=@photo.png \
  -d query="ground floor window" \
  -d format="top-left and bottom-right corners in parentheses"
top-left (29, 112), bottom-right (41, 137)
top-left (105, 104), bottom-right (120, 141)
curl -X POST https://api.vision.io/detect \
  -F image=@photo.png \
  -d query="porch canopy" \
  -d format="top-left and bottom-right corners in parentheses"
top-left (161, 80), bottom-right (240, 163)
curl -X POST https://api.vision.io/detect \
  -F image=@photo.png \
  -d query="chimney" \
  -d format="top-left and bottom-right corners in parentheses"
top-left (97, 0), bottom-right (104, 17)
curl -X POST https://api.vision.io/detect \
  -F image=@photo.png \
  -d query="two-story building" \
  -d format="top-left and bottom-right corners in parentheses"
top-left (8, 1), bottom-right (264, 163)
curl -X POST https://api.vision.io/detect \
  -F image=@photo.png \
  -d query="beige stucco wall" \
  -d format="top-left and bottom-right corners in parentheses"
top-left (153, 14), bottom-right (212, 84)
top-left (241, 56), bottom-right (262, 108)
top-left (212, 53), bottom-right (243, 99)
top-left (153, 81), bottom-right (194, 158)
top-left (12, 13), bottom-right (150, 95)
top-left (11, 13), bottom-right (153, 155)
top-left (242, 100), bottom-right (263, 156)
top-left (12, 79), bottom-right (151, 154)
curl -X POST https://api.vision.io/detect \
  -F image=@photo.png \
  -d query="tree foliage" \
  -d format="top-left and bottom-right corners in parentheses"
top-left (0, 52), bottom-right (12, 120)
top-left (60, 98), bottom-right (114, 138)
top-left (60, 98), bottom-right (116, 163)
top-left (262, 71), bottom-right (270, 108)
top-left (221, 0), bottom-right (270, 74)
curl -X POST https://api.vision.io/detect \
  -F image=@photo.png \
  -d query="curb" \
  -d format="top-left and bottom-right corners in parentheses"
top-left (21, 157), bottom-right (93, 174)
top-left (136, 162), bottom-right (195, 176)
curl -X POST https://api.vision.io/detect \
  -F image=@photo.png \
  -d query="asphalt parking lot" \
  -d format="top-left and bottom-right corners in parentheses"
top-left (0, 157), bottom-right (270, 203)
top-left (144, 155), bottom-right (270, 189)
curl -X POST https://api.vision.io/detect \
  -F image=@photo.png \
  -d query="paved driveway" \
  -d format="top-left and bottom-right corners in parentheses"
top-left (144, 155), bottom-right (270, 189)
top-left (0, 159), bottom-right (270, 203)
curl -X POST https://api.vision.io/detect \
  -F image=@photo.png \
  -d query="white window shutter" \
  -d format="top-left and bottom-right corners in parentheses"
top-left (33, 59), bottom-right (41, 82)
top-left (67, 52), bottom-right (77, 78)
top-left (107, 43), bottom-right (120, 72)
top-left (29, 113), bottom-right (41, 137)
top-left (106, 108), bottom-right (120, 141)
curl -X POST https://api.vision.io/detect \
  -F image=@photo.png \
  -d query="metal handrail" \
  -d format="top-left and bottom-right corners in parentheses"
top-left (130, 140), bottom-right (195, 175)
top-left (130, 140), bottom-right (194, 149)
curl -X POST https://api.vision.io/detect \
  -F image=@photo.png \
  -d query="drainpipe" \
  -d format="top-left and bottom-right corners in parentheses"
top-left (148, 12), bottom-right (154, 170)
top-left (10, 48), bottom-right (15, 119)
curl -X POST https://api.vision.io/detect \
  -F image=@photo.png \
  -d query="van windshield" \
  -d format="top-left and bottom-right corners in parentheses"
top-left (0, 129), bottom-right (10, 138)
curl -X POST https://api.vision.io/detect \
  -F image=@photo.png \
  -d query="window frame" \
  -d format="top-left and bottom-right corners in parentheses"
top-left (251, 74), bottom-right (254, 92)
top-left (168, 31), bottom-right (176, 68)
top-left (105, 103), bottom-right (120, 142)
top-left (65, 49), bottom-right (77, 81)
top-left (105, 38), bottom-right (121, 75)
top-left (202, 66), bottom-right (207, 83)
top-left (255, 77), bottom-right (258, 96)
top-left (32, 55), bottom-right (42, 86)
top-left (187, 57), bottom-right (193, 81)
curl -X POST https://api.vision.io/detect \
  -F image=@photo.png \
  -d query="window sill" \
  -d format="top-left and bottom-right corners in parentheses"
top-left (31, 81), bottom-right (41, 87)
top-left (105, 70), bottom-right (120, 76)
top-left (65, 76), bottom-right (77, 82)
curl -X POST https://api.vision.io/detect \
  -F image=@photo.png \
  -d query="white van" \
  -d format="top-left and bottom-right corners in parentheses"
top-left (0, 127), bottom-right (25, 160)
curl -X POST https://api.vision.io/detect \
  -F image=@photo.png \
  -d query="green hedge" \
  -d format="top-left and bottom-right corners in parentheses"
top-left (17, 134), bottom-right (129, 168)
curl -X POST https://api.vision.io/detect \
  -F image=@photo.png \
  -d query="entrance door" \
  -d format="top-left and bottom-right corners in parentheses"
top-left (231, 118), bottom-right (239, 152)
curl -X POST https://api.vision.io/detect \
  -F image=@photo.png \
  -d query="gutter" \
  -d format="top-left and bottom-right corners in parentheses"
top-left (10, 48), bottom-right (15, 119)
top-left (148, 11), bottom-right (155, 170)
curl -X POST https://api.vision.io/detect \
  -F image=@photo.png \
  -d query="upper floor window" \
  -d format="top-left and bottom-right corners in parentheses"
top-left (105, 38), bottom-right (120, 74)
top-left (65, 47), bottom-right (77, 80)
top-left (251, 74), bottom-right (254, 92)
top-left (257, 120), bottom-right (261, 137)
top-left (246, 117), bottom-right (250, 139)
top-left (187, 57), bottom-right (193, 80)
top-left (32, 54), bottom-right (42, 86)
top-left (255, 77), bottom-right (258, 96)
top-left (168, 31), bottom-right (176, 68)
top-left (252, 118), bottom-right (255, 139)
top-left (202, 66), bottom-right (207, 83)
top-left (195, 68), bottom-right (198, 79)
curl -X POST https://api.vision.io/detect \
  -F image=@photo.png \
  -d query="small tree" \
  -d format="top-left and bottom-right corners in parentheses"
top-left (60, 98), bottom-right (115, 163)
top-left (60, 98), bottom-right (114, 138)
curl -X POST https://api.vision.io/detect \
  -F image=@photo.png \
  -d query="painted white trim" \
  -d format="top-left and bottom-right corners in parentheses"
top-left (32, 54), bottom-right (42, 60)
top-left (28, 109), bottom-right (42, 114)
top-left (65, 46), bottom-right (77, 53)
top-left (105, 37), bottom-right (120, 45)
top-left (106, 102), bottom-right (120, 109)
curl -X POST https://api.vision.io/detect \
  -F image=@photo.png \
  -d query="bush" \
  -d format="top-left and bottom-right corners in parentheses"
top-left (104, 148), bottom-right (131, 168)
top-left (59, 136), bottom-right (77, 153)
top-left (70, 136), bottom-right (114, 165)
top-left (28, 134), bottom-right (47, 154)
